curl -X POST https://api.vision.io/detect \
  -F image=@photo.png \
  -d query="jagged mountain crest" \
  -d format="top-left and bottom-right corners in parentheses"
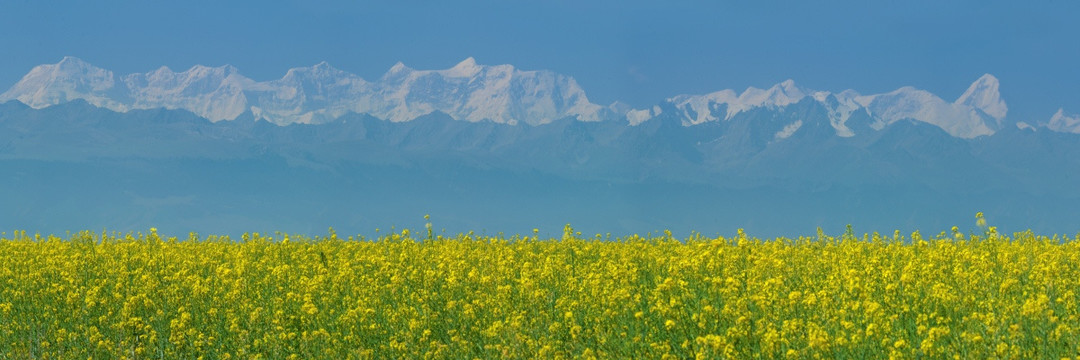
top-left (4, 57), bottom-right (1077, 139)
top-left (955, 74), bottom-right (1007, 121)
top-left (245, 61), bottom-right (372, 124)
top-left (371, 57), bottom-right (604, 125)
top-left (3, 56), bottom-right (127, 110)
top-left (443, 57), bottom-right (483, 77)
top-left (122, 64), bottom-right (252, 121)
top-left (858, 86), bottom-right (998, 138)
top-left (665, 79), bottom-right (809, 126)
top-left (0, 56), bottom-right (606, 126)
top-left (650, 75), bottom-right (1010, 139)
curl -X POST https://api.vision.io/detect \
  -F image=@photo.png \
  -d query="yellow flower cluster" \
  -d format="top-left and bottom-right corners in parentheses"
top-left (1, 225), bottom-right (1079, 358)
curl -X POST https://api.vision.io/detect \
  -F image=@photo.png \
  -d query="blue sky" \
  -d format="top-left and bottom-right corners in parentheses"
top-left (1, 0), bottom-right (1077, 123)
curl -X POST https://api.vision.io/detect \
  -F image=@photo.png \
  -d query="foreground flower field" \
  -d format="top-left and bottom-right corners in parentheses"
top-left (2, 222), bottom-right (1079, 359)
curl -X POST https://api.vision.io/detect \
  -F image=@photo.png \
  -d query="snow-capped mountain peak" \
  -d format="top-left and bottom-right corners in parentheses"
top-left (281, 61), bottom-right (355, 82)
top-left (741, 79), bottom-right (806, 107)
top-left (188, 64), bottom-right (239, 75)
top-left (955, 73), bottom-right (1007, 120)
top-left (443, 57), bottom-right (483, 77)
top-left (0, 56), bottom-right (125, 110)
top-left (384, 62), bottom-right (412, 77)
top-left (55, 56), bottom-right (95, 71)
top-left (777, 79), bottom-right (800, 94)
top-left (148, 66), bottom-right (174, 76)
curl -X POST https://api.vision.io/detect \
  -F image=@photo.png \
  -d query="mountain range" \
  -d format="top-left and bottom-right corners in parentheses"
top-left (1, 57), bottom-right (1078, 237)
top-left (5, 56), bottom-right (1073, 138)
top-left (0, 56), bottom-right (606, 126)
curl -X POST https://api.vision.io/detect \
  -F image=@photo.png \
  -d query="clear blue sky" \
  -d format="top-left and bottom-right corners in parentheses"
top-left (1, 0), bottom-right (1077, 123)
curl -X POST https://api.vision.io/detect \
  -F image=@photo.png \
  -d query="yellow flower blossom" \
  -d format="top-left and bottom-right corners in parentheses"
top-left (0, 224), bottom-right (1077, 358)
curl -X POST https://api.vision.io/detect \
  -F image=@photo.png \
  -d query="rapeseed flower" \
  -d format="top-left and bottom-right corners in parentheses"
top-left (0, 222), bottom-right (1078, 358)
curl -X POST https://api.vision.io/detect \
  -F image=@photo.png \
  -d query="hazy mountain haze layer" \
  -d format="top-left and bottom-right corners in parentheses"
top-left (1, 58), bottom-right (1078, 237)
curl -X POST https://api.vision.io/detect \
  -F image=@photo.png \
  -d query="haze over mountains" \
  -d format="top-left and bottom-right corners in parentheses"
top-left (1, 57), bottom-right (1078, 237)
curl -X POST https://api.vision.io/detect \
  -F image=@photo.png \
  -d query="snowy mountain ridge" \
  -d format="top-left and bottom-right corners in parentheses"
top-left (655, 74), bottom-right (1008, 138)
top-left (0, 57), bottom-right (1068, 139)
top-left (0, 56), bottom-right (605, 126)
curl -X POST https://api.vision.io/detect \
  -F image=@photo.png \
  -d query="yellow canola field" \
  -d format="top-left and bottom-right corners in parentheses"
top-left (1, 224), bottom-right (1079, 359)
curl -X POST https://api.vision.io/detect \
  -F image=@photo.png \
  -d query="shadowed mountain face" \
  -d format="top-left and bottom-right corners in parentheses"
top-left (2, 100), bottom-right (1079, 238)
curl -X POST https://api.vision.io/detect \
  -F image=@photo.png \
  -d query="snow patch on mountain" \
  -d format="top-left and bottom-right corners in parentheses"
top-left (666, 80), bottom-right (808, 125)
top-left (625, 105), bottom-right (662, 126)
top-left (1048, 108), bottom-right (1080, 133)
top-left (660, 80), bottom-right (871, 137)
top-left (774, 120), bottom-right (802, 140)
top-left (668, 90), bottom-right (735, 124)
top-left (815, 90), bottom-right (862, 137)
